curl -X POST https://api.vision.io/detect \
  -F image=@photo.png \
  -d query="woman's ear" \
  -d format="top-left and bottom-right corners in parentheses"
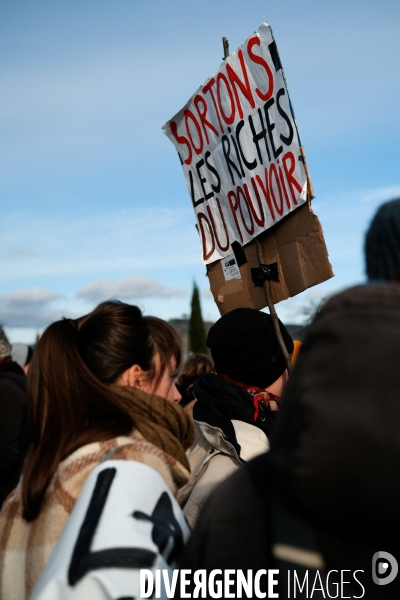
top-left (118, 364), bottom-right (147, 389)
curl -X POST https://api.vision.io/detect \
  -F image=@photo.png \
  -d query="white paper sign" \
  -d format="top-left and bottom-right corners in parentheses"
top-left (30, 460), bottom-right (190, 600)
top-left (163, 22), bottom-right (308, 264)
top-left (222, 253), bottom-right (242, 281)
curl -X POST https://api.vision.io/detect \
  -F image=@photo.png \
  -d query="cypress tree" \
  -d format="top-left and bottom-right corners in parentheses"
top-left (189, 283), bottom-right (208, 354)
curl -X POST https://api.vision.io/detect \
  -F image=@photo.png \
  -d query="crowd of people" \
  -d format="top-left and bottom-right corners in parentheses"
top-left (0, 198), bottom-right (400, 599)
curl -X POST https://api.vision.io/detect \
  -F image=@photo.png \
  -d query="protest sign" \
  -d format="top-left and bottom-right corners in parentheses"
top-left (163, 22), bottom-right (308, 265)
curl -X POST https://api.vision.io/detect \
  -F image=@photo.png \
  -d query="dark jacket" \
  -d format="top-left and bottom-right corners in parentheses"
top-left (193, 372), bottom-right (277, 444)
top-left (0, 360), bottom-right (31, 507)
top-left (181, 285), bottom-right (400, 599)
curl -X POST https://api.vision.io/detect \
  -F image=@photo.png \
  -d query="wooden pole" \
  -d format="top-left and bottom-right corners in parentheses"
top-left (300, 146), bottom-right (314, 200)
top-left (255, 239), bottom-right (293, 376)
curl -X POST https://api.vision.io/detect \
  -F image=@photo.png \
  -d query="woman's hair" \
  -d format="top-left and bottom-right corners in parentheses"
top-left (176, 353), bottom-right (214, 388)
top-left (22, 301), bottom-right (181, 521)
top-left (76, 301), bottom-right (181, 386)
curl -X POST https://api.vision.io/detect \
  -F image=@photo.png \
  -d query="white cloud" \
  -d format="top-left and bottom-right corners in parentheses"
top-left (7, 288), bottom-right (63, 303)
top-left (76, 274), bottom-right (186, 303)
top-left (0, 287), bottom-right (68, 328)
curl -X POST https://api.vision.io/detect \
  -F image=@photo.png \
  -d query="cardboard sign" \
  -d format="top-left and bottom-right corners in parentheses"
top-left (207, 203), bottom-right (334, 315)
top-left (163, 22), bottom-right (308, 264)
top-left (30, 460), bottom-right (190, 600)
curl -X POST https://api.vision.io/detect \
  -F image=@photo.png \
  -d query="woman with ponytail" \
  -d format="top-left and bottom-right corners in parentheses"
top-left (0, 301), bottom-right (194, 600)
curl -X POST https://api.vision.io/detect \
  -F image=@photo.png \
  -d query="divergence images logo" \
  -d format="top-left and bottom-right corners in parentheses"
top-left (372, 551), bottom-right (398, 586)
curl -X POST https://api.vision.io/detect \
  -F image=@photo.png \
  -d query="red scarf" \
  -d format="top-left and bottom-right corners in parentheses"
top-left (218, 373), bottom-right (281, 422)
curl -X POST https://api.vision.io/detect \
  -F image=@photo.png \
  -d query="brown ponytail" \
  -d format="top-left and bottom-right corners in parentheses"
top-left (22, 301), bottom-right (183, 521)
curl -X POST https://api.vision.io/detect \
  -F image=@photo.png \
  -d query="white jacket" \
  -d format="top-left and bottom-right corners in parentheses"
top-left (179, 419), bottom-right (269, 527)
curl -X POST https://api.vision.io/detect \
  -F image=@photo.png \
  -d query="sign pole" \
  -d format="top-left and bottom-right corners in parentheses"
top-left (300, 146), bottom-right (315, 200)
top-left (255, 238), bottom-right (293, 375)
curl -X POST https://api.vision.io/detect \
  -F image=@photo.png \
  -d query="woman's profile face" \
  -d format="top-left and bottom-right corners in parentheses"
top-left (118, 353), bottom-right (181, 403)
top-left (148, 355), bottom-right (181, 403)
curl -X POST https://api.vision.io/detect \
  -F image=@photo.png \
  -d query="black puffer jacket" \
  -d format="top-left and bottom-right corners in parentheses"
top-left (182, 284), bottom-right (400, 599)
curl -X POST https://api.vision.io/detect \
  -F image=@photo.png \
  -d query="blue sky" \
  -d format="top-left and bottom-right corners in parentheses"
top-left (2, 0), bottom-right (400, 342)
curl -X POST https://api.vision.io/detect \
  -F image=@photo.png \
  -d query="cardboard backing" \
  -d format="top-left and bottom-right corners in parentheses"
top-left (206, 203), bottom-right (334, 315)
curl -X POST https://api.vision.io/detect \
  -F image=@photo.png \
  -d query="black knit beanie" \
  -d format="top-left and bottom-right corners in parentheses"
top-left (365, 197), bottom-right (400, 281)
top-left (206, 308), bottom-right (293, 389)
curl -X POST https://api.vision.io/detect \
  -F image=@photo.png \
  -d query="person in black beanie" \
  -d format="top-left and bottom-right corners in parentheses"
top-left (178, 307), bottom-right (293, 526)
top-left (365, 197), bottom-right (400, 281)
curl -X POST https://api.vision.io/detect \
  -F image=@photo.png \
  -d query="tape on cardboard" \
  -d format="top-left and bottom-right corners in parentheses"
top-left (251, 263), bottom-right (280, 287)
top-left (231, 241), bottom-right (247, 268)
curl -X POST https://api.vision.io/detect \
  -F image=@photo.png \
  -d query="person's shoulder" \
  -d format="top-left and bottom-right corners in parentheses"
top-left (203, 451), bottom-right (270, 519)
